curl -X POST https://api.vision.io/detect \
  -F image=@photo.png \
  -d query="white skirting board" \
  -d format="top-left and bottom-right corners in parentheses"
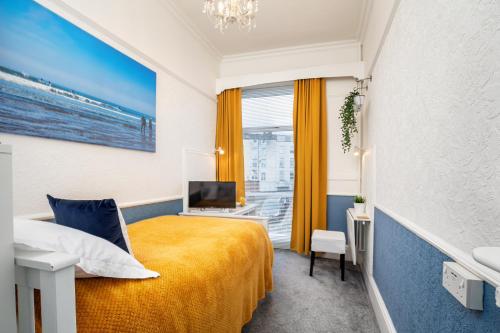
top-left (361, 269), bottom-right (397, 333)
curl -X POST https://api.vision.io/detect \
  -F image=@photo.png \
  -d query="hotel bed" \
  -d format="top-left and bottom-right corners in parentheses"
top-left (35, 215), bottom-right (274, 333)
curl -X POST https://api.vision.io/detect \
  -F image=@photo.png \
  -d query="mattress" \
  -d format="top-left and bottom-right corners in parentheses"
top-left (38, 215), bottom-right (273, 333)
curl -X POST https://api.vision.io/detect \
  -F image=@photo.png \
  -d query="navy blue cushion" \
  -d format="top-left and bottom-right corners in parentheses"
top-left (47, 195), bottom-right (129, 253)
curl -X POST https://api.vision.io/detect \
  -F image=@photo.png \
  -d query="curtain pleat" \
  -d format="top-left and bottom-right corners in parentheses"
top-left (215, 88), bottom-right (245, 203)
top-left (291, 78), bottom-right (327, 254)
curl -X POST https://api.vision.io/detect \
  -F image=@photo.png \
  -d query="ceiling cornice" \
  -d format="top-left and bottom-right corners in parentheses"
top-left (357, 0), bottom-right (373, 45)
top-left (157, 0), bottom-right (222, 61)
top-left (158, 0), bottom-right (368, 62)
top-left (221, 40), bottom-right (361, 63)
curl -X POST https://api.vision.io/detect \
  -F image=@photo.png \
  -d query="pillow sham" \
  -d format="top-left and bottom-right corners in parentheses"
top-left (13, 218), bottom-right (159, 279)
top-left (47, 195), bottom-right (131, 254)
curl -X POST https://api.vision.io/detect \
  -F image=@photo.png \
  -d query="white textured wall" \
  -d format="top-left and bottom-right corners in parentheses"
top-left (48, 0), bottom-right (219, 97)
top-left (327, 78), bottom-right (360, 195)
top-left (363, 0), bottom-right (500, 253)
top-left (1, 0), bottom-right (217, 216)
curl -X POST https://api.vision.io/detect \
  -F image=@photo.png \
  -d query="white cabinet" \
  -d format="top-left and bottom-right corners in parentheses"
top-left (0, 145), bottom-right (17, 332)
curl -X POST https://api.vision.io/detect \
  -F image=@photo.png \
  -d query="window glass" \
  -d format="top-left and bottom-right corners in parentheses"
top-left (242, 85), bottom-right (294, 249)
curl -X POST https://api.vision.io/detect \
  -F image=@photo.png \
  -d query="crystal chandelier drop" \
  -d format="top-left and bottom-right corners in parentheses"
top-left (202, 0), bottom-right (259, 32)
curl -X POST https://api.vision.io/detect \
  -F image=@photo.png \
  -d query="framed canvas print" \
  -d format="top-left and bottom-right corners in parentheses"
top-left (0, 0), bottom-right (157, 152)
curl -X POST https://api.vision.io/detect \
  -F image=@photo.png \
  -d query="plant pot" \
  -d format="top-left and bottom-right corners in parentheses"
top-left (354, 94), bottom-right (365, 110)
top-left (354, 203), bottom-right (365, 216)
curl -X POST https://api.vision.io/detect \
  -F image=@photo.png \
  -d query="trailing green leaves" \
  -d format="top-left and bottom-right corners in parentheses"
top-left (339, 88), bottom-right (360, 153)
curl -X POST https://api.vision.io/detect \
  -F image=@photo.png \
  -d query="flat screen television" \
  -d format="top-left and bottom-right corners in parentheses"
top-left (188, 181), bottom-right (236, 209)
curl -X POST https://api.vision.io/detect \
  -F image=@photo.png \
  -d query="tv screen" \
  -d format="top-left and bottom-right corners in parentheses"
top-left (188, 181), bottom-right (236, 209)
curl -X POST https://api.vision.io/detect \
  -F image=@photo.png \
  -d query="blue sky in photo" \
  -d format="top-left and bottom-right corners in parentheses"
top-left (0, 0), bottom-right (156, 117)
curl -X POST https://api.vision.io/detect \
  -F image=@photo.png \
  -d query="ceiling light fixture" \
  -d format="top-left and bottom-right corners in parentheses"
top-left (203, 0), bottom-right (259, 33)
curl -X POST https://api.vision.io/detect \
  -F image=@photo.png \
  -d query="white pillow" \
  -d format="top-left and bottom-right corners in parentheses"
top-left (77, 206), bottom-right (131, 278)
top-left (14, 218), bottom-right (159, 279)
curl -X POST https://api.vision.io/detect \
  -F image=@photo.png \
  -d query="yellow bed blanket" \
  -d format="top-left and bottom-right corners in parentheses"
top-left (63, 216), bottom-right (272, 332)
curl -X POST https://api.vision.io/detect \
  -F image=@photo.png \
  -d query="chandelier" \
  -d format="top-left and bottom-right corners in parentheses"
top-left (202, 0), bottom-right (259, 32)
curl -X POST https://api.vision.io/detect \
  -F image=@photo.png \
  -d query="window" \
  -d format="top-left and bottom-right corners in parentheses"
top-left (242, 85), bottom-right (294, 249)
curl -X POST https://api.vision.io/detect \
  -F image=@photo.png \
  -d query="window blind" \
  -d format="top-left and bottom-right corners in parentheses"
top-left (242, 85), bottom-right (294, 129)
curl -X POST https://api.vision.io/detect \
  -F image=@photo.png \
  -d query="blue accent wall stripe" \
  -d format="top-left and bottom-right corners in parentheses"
top-left (122, 199), bottom-right (183, 224)
top-left (327, 195), bottom-right (354, 234)
top-left (122, 195), bottom-right (350, 229)
top-left (373, 207), bottom-right (500, 333)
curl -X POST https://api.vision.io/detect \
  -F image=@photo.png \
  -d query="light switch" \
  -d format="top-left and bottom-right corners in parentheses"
top-left (442, 262), bottom-right (483, 310)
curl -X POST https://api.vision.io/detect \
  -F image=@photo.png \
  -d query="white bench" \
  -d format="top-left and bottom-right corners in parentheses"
top-left (309, 230), bottom-right (346, 281)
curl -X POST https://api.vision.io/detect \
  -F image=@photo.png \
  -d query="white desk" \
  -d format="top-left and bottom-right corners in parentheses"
top-left (181, 203), bottom-right (258, 216)
top-left (346, 208), bottom-right (371, 265)
top-left (179, 204), bottom-right (268, 231)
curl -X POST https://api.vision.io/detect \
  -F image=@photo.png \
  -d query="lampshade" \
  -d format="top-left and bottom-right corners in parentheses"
top-left (215, 147), bottom-right (225, 155)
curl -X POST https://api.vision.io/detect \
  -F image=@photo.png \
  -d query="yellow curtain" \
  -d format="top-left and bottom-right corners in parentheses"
top-left (215, 88), bottom-right (245, 203)
top-left (291, 78), bottom-right (328, 254)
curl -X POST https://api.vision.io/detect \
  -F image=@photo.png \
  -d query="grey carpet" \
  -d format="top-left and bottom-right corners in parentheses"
top-left (243, 249), bottom-right (380, 333)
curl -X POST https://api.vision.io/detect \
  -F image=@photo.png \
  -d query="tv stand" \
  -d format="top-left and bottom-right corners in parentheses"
top-left (178, 204), bottom-right (268, 231)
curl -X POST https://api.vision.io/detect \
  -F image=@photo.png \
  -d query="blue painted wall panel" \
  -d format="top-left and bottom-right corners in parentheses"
top-left (122, 199), bottom-right (183, 224)
top-left (123, 194), bottom-right (351, 230)
top-left (373, 208), bottom-right (500, 333)
top-left (326, 195), bottom-right (354, 234)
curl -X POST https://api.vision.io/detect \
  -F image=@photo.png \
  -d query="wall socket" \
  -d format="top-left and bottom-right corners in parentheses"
top-left (442, 262), bottom-right (483, 311)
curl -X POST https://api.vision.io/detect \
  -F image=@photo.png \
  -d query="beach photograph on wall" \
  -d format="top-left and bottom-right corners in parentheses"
top-left (0, 0), bottom-right (157, 152)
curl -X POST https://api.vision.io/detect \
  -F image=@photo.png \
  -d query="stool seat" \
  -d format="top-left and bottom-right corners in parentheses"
top-left (310, 230), bottom-right (347, 281)
top-left (311, 230), bottom-right (346, 254)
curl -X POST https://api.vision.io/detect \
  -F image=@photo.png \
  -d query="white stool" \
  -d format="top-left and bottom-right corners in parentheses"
top-left (310, 230), bottom-right (346, 281)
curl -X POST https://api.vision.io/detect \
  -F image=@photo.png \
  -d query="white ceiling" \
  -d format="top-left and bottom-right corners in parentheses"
top-left (168, 0), bottom-right (368, 56)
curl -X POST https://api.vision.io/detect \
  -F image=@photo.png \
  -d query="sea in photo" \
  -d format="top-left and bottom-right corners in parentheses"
top-left (0, 0), bottom-right (157, 152)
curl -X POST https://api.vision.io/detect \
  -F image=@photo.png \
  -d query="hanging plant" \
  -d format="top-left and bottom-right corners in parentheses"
top-left (339, 88), bottom-right (360, 153)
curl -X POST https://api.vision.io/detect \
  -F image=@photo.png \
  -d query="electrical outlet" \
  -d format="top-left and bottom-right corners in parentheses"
top-left (443, 262), bottom-right (483, 310)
